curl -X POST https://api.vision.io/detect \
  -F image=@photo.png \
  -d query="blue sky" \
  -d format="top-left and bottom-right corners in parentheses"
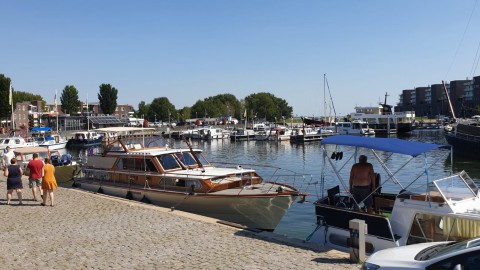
top-left (2, 0), bottom-right (480, 117)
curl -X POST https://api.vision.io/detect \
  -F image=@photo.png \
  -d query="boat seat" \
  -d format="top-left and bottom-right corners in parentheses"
top-left (410, 194), bottom-right (445, 203)
top-left (327, 185), bottom-right (340, 206)
top-left (374, 197), bottom-right (395, 213)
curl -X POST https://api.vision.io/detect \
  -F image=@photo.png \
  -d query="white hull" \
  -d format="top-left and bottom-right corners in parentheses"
top-left (75, 180), bottom-right (297, 230)
top-left (39, 141), bottom-right (67, 150)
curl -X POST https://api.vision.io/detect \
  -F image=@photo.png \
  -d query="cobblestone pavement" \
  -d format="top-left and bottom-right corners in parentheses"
top-left (0, 176), bottom-right (359, 269)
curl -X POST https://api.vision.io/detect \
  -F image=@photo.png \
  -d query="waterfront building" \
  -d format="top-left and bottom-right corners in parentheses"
top-left (396, 75), bottom-right (480, 119)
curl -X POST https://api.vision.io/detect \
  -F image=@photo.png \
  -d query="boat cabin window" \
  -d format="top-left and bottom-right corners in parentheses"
top-left (173, 152), bottom-right (210, 168)
top-left (175, 152), bottom-right (197, 166)
top-left (156, 154), bottom-right (182, 171)
top-left (116, 157), bottom-right (158, 172)
top-left (159, 178), bottom-right (203, 189)
top-left (407, 213), bottom-right (480, 245)
top-left (194, 152), bottom-right (210, 166)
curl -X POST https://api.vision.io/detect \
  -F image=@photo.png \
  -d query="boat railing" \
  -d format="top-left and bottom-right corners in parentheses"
top-left (210, 161), bottom-right (312, 192)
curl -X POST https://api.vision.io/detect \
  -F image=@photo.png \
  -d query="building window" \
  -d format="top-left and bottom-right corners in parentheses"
top-left (115, 107), bottom-right (118, 111)
top-left (121, 107), bottom-right (124, 111)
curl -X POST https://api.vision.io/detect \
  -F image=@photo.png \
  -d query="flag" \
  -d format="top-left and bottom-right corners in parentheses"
top-left (243, 109), bottom-right (247, 118)
top-left (54, 93), bottom-right (57, 106)
top-left (8, 82), bottom-right (12, 105)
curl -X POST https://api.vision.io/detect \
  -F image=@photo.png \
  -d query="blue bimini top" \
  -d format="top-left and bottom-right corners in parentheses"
top-left (321, 135), bottom-right (449, 157)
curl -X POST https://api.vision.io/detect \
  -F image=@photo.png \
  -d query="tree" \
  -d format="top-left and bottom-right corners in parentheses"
top-left (136, 101), bottom-right (149, 118)
top-left (149, 97), bottom-right (176, 122)
top-left (0, 74), bottom-right (13, 120)
top-left (178, 106), bottom-right (192, 122)
top-left (60, 85), bottom-right (81, 115)
top-left (191, 93), bottom-right (241, 119)
top-left (98, 83), bottom-right (118, 115)
top-left (244, 92), bottom-right (293, 122)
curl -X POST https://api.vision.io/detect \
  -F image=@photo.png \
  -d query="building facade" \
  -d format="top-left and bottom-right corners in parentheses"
top-left (396, 76), bottom-right (480, 119)
top-left (6, 100), bottom-right (134, 131)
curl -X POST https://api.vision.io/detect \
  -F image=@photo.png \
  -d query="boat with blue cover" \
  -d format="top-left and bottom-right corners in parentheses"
top-left (307, 135), bottom-right (480, 254)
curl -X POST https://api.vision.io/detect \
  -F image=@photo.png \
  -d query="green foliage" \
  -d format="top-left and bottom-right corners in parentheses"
top-left (244, 92), bottom-right (292, 122)
top-left (60, 85), bottom-right (81, 115)
top-left (475, 105), bottom-right (480, 115)
top-left (191, 93), bottom-right (241, 119)
top-left (13, 90), bottom-right (44, 104)
top-left (98, 83), bottom-right (118, 115)
top-left (148, 97), bottom-right (176, 122)
top-left (0, 74), bottom-right (45, 121)
top-left (178, 106), bottom-right (192, 122)
top-left (0, 74), bottom-right (12, 119)
top-left (136, 101), bottom-right (149, 118)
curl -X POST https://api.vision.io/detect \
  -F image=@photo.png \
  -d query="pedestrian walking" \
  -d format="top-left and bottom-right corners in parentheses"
top-left (41, 158), bottom-right (57, 207)
top-left (2, 146), bottom-right (14, 169)
top-left (4, 157), bottom-right (23, 205)
top-left (26, 153), bottom-right (44, 201)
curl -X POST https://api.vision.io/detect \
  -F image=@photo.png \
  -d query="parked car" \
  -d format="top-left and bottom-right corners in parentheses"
top-left (361, 237), bottom-right (480, 270)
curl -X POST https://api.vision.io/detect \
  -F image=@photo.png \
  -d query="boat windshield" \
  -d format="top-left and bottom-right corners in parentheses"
top-left (174, 151), bottom-right (210, 167)
top-left (433, 171), bottom-right (478, 202)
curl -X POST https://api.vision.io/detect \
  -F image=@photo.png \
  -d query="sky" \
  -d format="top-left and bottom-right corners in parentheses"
top-left (2, 0), bottom-right (480, 117)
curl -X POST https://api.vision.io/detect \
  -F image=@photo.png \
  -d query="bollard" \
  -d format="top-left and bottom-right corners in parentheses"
top-left (348, 219), bottom-right (367, 263)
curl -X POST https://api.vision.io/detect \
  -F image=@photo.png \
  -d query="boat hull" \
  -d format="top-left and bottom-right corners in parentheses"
top-left (66, 137), bottom-right (103, 149)
top-left (39, 142), bottom-right (67, 150)
top-left (444, 132), bottom-right (480, 160)
top-left (74, 180), bottom-right (297, 230)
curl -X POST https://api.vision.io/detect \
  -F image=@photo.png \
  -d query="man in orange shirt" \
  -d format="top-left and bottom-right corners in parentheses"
top-left (349, 155), bottom-right (375, 213)
top-left (26, 153), bottom-right (44, 201)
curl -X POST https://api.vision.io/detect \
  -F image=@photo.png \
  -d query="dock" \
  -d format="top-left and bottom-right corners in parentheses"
top-left (0, 175), bottom-right (357, 269)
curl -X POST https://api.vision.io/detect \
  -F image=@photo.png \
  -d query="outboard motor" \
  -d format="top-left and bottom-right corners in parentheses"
top-left (61, 154), bottom-right (73, 166)
top-left (51, 155), bottom-right (61, 166)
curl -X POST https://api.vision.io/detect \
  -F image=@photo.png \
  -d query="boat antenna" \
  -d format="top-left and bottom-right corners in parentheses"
top-left (442, 80), bottom-right (456, 120)
top-left (183, 137), bottom-right (204, 169)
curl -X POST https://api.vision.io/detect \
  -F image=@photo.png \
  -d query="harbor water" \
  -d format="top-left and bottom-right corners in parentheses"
top-left (65, 130), bottom-right (480, 240)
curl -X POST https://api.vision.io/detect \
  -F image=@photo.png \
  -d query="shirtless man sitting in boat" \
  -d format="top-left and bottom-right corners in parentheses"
top-left (349, 155), bottom-right (375, 213)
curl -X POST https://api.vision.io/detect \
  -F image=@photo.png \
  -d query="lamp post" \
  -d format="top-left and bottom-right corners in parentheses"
top-left (168, 110), bottom-right (171, 127)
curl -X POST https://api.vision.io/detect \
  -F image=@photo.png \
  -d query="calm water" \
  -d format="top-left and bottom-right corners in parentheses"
top-left (67, 130), bottom-right (480, 240)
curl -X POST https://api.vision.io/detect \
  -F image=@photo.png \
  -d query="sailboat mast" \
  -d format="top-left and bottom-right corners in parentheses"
top-left (323, 74), bottom-right (326, 123)
top-left (9, 82), bottom-right (15, 133)
top-left (55, 89), bottom-right (59, 134)
top-left (87, 94), bottom-right (89, 131)
top-left (442, 80), bottom-right (456, 119)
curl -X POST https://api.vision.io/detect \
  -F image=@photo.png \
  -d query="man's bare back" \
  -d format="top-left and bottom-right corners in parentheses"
top-left (350, 163), bottom-right (374, 187)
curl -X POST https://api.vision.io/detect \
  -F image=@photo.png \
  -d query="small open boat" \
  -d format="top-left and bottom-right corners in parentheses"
top-left (307, 135), bottom-right (480, 254)
top-left (13, 146), bottom-right (79, 182)
top-left (66, 131), bottom-right (103, 149)
top-left (73, 127), bottom-right (303, 230)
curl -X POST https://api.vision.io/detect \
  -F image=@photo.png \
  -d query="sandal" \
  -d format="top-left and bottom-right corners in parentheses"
top-left (40, 203), bottom-right (46, 206)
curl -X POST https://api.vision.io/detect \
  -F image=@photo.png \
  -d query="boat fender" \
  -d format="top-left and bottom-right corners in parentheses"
top-left (330, 152), bottom-right (336, 159)
top-left (141, 195), bottom-right (151, 204)
top-left (126, 191), bottom-right (134, 200)
top-left (97, 187), bottom-right (104, 194)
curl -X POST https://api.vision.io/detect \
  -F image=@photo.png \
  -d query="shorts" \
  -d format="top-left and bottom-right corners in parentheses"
top-left (352, 186), bottom-right (373, 207)
top-left (29, 178), bottom-right (42, 188)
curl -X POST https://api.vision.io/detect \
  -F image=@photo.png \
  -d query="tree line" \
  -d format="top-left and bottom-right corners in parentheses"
top-left (0, 74), bottom-right (293, 123)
